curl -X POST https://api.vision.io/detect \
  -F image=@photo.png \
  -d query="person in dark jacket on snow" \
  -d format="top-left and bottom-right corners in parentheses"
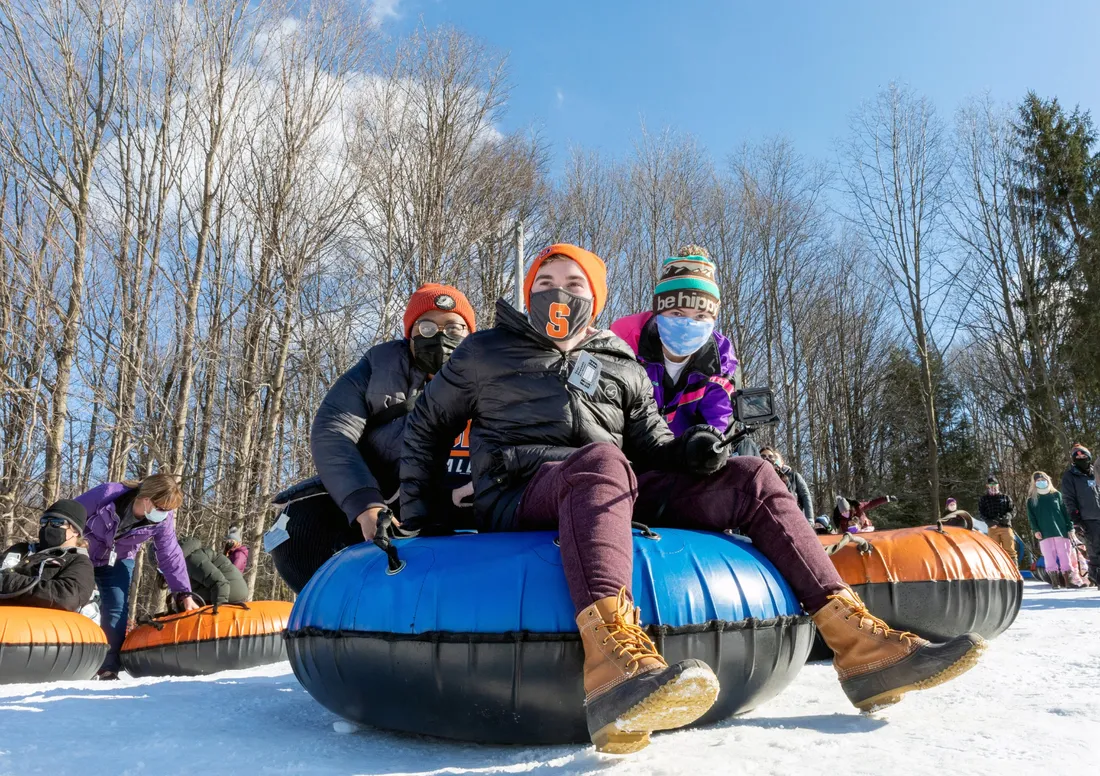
top-left (0, 500), bottom-right (94, 612)
top-left (177, 536), bottom-right (250, 607)
top-left (760, 447), bottom-right (814, 523)
top-left (978, 476), bottom-right (1015, 557)
top-left (833, 495), bottom-right (894, 533)
top-left (268, 283), bottom-right (477, 592)
top-left (223, 525), bottom-right (249, 573)
top-left (78, 474), bottom-right (198, 679)
top-left (400, 243), bottom-right (984, 754)
top-left (1060, 444), bottom-right (1100, 585)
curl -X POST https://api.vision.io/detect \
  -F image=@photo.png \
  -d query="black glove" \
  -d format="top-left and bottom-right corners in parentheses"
top-left (679, 425), bottom-right (729, 475)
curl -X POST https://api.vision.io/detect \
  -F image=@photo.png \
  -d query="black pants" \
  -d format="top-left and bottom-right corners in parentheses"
top-left (1078, 519), bottom-right (1100, 585)
top-left (270, 494), bottom-right (363, 594)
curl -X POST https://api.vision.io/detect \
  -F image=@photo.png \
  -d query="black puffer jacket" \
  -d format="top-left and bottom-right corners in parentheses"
top-left (310, 340), bottom-right (431, 523)
top-left (401, 300), bottom-right (679, 531)
top-left (0, 543), bottom-right (95, 612)
top-left (178, 537), bottom-right (249, 606)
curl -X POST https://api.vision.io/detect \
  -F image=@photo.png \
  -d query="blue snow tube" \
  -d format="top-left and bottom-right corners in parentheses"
top-left (286, 528), bottom-right (814, 744)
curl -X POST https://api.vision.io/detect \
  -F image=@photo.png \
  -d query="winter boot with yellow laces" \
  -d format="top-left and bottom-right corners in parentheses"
top-left (576, 588), bottom-right (719, 754)
top-left (813, 588), bottom-right (986, 712)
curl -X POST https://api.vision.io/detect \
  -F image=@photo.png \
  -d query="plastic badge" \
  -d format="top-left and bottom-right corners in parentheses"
top-left (263, 512), bottom-right (291, 552)
top-left (108, 549), bottom-right (117, 567)
top-left (567, 351), bottom-right (602, 397)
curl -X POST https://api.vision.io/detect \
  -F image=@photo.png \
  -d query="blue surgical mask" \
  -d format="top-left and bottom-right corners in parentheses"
top-left (655, 316), bottom-right (714, 358)
top-left (1035, 480), bottom-right (1048, 491)
top-left (145, 508), bottom-right (171, 523)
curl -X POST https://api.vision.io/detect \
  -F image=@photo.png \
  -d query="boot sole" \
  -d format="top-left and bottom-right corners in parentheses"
top-left (856, 639), bottom-right (987, 713)
top-left (591, 667), bottom-right (720, 754)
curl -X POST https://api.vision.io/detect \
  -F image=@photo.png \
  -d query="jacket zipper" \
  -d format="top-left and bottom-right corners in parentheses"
top-left (561, 352), bottom-right (581, 442)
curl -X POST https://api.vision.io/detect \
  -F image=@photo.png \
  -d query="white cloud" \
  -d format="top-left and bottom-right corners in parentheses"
top-left (368, 0), bottom-right (402, 26)
top-left (555, 88), bottom-right (564, 109)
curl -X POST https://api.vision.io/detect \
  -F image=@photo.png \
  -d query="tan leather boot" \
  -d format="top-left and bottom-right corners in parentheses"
top-left (576, 588), bottom-right (719, 754)
top-left (813, 588), bottom-right (986, 712)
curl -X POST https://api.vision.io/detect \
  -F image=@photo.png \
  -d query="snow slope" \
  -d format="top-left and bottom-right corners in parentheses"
top-left (1, 581), bottom-right (1097, 776)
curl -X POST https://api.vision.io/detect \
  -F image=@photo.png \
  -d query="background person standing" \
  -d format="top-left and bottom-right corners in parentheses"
top-left (1027, 471), bottom-right (1086, 588)
top-left (978, 476), bottom-right (1015, 558)
top-left (1060, 444), bottom-right (1100, 585)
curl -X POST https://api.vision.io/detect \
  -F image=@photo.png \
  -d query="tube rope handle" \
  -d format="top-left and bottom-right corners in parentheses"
top-left (935, 512), bottom-right (974, 532)
top-left (373, 508), bottom-right (405, 574)
top-left (825, 532), bottom-right (873, 556)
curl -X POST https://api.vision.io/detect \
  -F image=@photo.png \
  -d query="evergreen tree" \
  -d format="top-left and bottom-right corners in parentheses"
top-left (1014, 93), bottom-right (1100, 455)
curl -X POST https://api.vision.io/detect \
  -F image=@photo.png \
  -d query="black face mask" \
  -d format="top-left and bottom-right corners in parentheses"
top-left (1075, 458), bottom-right (1092, 474)
top-left (411, 332), bottom-right (464, 375)
top-left (528, 289), bottom-right (594, 344)
top-left (38, 525), bottom-right (68, 550)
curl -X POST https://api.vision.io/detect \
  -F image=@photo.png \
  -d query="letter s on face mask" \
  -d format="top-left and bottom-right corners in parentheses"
top-left (528, 289), bottom-right (593, 342)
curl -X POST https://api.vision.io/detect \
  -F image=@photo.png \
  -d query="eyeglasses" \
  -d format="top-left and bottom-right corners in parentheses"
top-left (415, 320), bottom-right (469, 338)
top-left (40, 517), bottom-right (70, 528)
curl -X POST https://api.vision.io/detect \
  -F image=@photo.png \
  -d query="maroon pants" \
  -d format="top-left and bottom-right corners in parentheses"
top-left (515, 443), bottom-right (845, 614)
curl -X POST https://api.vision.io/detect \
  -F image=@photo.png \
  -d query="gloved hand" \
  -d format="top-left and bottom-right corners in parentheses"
top-left (887, 495), bottom-right (898, 503)
top-left (679, 425), bottom-right (729, 475)
top-left (847, 525), bottom-right (860, 534)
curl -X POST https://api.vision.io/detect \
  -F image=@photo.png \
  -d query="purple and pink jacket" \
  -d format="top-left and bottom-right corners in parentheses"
top-left (227, 545), bottom-right (249, 573)
top-left (610, 312), bottom-right (739, 436)
top-left (75, 482), bottom-right (191, 593)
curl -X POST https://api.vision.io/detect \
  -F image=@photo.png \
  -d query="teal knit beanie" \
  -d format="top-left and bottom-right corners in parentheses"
top-left (653, 245), bottom-right (720, 316)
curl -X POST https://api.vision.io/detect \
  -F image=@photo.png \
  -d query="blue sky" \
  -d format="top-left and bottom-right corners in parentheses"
top-left (381, 0), bottom-right (1100, 170)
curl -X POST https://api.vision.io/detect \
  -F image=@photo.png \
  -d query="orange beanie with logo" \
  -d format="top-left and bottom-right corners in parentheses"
top-left (522, 244), bottom-right (608, 322)
top-left (403, 283), bottom-right (477, 338)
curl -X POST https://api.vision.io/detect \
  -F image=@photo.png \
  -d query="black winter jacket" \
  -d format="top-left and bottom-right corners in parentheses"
top-left (401, 299), bottom-right (681, 531)
top-left (977, 493), bottom-right (1014, 527)
top-left (178, 537), bottom-right (249, 605)
top-left (310, 339), bottom-right (471, 524)
top-left (0, 543), bottom-right (95, 612)
top-left (1061, 465), bottom-right (1100, 523)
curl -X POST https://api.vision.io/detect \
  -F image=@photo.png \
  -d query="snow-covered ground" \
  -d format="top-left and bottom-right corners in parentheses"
top-left (1, 581), bottom-right (1097, 776)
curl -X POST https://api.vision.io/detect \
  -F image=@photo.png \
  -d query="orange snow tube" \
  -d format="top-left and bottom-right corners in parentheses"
top-left (819, 525), bottom-right (1022, 644)
top-left (0, 607), bottom-right (107, 684)
top-left (121, 600), bottom-right (292, 677)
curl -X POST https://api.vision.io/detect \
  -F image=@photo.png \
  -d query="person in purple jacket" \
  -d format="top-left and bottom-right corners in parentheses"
top-left (76, 473), bottom-right (197, 679)
top-left (611, 245), bottom-right (742, 442)
top-left (223, 525), bottom-right (249, 573)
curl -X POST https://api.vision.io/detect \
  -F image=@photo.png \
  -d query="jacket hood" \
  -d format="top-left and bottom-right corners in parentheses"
top-left (177, 536), bottom-right (204, 556)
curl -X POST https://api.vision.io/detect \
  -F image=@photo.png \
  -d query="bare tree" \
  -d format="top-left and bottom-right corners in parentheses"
top-left (841, 83), bottom-right (956, 516)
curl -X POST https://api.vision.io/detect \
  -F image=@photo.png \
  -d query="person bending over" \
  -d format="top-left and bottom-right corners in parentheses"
top-left (177, 536), bottom-right (250, 608)
top-left (78, 474), bottom-right (197, 680)
top-left (833, 494), bottom-right (894, 533)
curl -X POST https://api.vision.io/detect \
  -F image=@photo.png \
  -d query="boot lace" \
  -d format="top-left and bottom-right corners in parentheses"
top-left (827, 592), bottom-right (917, 645)
top-left (596, 588), bottom-right (662, 670)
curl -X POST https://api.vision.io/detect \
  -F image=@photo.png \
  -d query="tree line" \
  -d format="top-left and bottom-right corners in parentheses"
top-left (1, 0), bottom-right (1097, 613)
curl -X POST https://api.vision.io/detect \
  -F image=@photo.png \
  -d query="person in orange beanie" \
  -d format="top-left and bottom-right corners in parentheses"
top-left (268, 283), bottom-right (477, 593)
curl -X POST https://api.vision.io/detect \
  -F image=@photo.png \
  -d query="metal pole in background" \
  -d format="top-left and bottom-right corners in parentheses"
top-left (513, 219), bottom-right (525, 311)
